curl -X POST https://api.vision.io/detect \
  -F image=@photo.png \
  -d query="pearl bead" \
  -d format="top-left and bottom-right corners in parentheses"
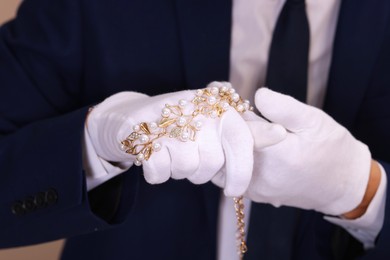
top-left (196, 89), bottom-right (204, 96)
top-left (120, 144), bottom-right (127, 151)
top-left (134, 160), bottom-right (142, 166)
top-left (194, 121), bottom-right (202, 129)
top-left (139, 134), bottom-right (149, 144)
top-left (243, 103), bottom-right (250, 111)
top-left (229, 88), bottom-right (236, 94)
top-left (176, 116), bottom-right (187, 126)
top-left (178, 99), bottom-right (187, 107)
top-left (133, 124), bottom-right (140, 131)
top-left (220, 101), bottom-right (229, 110)
top-left (210, 86), bottom-right (219, 95)
top-left (149, 122), bottom-right (158, 130)
top-left (231, 93), bottom-right (240, 102)
top-left (207, 96), bottom-right (217, 105)
top-left (181, 131), bottom-right (190, 141)
top-left (244, 99), bottom-right (250, 104)
top-left (219, 86), bottom-right (228, 93)
top-left (152, 142), bottom-right (161, 151)
top-left (136, 153), bottom-right (145, 161)
top-left (162, 107), bottom-right (171, 118)
top-left (210, 110), bottom-right (218, 118)
top-left (236, 104), bottom-right (244, 112)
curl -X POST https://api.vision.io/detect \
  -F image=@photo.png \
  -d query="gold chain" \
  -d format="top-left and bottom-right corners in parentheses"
top-left (234, 196), bottom-right (248, 259)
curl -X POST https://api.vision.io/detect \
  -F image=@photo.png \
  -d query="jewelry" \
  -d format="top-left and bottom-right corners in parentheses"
top-left (234, 196), bottom-right (248, 259)
top-left (120, 82), bottom-right (252, 166)
top-left (120, 82), bottom-right (251, 257)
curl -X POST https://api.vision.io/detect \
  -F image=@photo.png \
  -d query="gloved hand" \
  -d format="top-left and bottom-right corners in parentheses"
top-left (87, 85), bottom-right (256, 196)
top-left (246, 88), bottom-right (372, 216)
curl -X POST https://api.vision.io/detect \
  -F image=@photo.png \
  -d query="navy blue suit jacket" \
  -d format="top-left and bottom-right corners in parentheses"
top-left (0, 0), bottom-right (389, 259)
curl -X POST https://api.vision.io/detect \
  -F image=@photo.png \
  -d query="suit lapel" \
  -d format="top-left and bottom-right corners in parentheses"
top-left (324, 0), bottom-right (390, 128)
top-left (174, 0), bottom-right (232, 89)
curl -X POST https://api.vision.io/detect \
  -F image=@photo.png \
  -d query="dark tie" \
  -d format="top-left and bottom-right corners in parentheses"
top-left (265, 0), bottom-right (310, 103)
top-left (245, 1), bottom-right (309, 259)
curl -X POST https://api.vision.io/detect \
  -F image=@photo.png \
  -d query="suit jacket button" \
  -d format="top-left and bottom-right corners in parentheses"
top-left (23, 197), bottom-right (36, 212)
top-left (34, 192), bottom-right (46, 208)
top-left (45, 189), bottom-right (58, 205)
top-left (11, 201), bottom-right (26, 216)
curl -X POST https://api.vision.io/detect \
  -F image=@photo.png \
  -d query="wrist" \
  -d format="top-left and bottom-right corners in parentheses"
top-left (342, 160), bottom-right (381, 219)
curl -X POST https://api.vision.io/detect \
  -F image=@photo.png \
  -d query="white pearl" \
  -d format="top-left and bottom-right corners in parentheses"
top-left (243, 103), bottom-right (250, 111)
top-left (181, 131), bottom-right (190, 141)
top-left (196, 89), bottom-right (204, 96)
top-left (210, 110), bottom-right (218, 118)
top-left (149, 122), bottom-right (158, 130)
top-left (134, 160), bottom-right (142, 166)
top-left (220, 101), bottom-right (229, 110)
top-left (231, 93), bottom-right (240, 102)
top-left (207, 96), bottom-right (217, 105)
top-left (136, 153), bottom-right (145, 161)
top-left (219, 85), bottom-right (228, 93)
top-left (210, 86), bottom-right (219, 95)
top-left (178, 99), bottom-right (187, 107)
top-left (162, 107), bottom-right (171, 118)
top-left (120, 144), bottom-right (127, 151)
top-left (139, 134), bottom-right (149, 144)
top-left (152, 142), bottom-right (162, 151)
top-left (133, 124), bottom-right (140, 131)
top-left (229, 88), bottom-right (236, 94)
top-left (194, 121), bottom-right (202, 129)
top-left (176, 116), bottom-right (187, 126)
top-left (244, 99), bottom-right (250, 104)
top-left (236, 104), bottom-right (244, 112)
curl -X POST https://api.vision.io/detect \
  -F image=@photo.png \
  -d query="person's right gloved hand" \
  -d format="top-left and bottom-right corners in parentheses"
top-left (86, 85), bottom-right (259, 196)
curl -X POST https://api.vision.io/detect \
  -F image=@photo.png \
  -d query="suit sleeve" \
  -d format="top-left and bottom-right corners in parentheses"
top-left (0, 0), bottom-right (138, 248)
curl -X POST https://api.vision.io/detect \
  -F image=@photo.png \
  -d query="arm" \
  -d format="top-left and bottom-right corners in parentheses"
top-left (0, 0), bottom-right (138, 247)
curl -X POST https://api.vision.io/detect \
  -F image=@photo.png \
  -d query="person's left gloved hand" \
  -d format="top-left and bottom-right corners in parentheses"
top-left (245, 88), bottom-right (372, 216)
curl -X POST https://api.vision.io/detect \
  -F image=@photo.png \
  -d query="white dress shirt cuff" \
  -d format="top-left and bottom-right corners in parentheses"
top-left (83, 127), bottom-right (132, 191)
top-left (324, 163), bottom-right (387, 249)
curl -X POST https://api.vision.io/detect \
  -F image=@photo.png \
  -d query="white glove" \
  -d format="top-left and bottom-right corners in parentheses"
top-left (87, 87), bottom-right (255, 196)
top-left (246, 88), bottom-right (372, 216)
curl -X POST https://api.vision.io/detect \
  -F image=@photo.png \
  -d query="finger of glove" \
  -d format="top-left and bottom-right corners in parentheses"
top-left (246, 120), bottom-right (287, 150)
top-left (220, 110), bottom-right (254, 197)
top-left (166, 141), bottom-right (199, 180)
top-left (142, 146), bottom-right (171, 184)
top-left (255, 88), bottom-right (320, 132)
top-left (211, 169), bottom-right (226, 189)
top-left (187, 121), bottom-right (224, 184)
